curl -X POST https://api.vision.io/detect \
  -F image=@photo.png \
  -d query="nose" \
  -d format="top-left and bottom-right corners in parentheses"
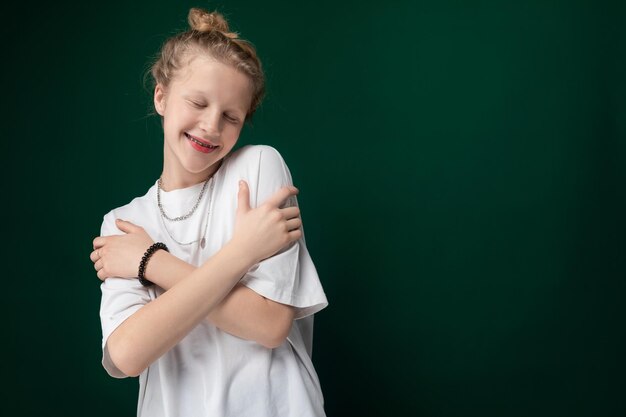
top-left (198, 109), bottom-right (222, 138)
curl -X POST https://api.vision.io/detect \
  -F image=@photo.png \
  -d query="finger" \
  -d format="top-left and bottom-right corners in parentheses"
top-left (280, 206), bottom-right (301, 220)
top-left (263, 185), bottom-right (299, 209)
top-left (285, 217), bottom-right (302, 232)
top-left (279, 194), bottom-right (298, 209)
top-left (116, 219), bottom-right (141, 233)
top-left (237, 180), bottom-right (251, 214)
top-left (97, 269), bottom-right (106, 281)
top-left (94, 259), bottom-right (102, 272)
top-left (287, 228), bottom-right (303, 242)
top-left (90, 250), bottom-right (99, 263)
top-left (93, 236), bottom-right (106, 249)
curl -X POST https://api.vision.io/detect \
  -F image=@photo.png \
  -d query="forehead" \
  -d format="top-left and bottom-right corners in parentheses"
top-left (172, 56), bottom-right (253, 109)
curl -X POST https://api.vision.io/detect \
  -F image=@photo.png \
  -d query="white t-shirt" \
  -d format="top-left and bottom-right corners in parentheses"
top-left (99, 144), bottom-right (329, 417)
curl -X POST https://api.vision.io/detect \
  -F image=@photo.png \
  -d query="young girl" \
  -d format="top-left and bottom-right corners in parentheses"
top-left (90, 7), bottom-right (328, 417)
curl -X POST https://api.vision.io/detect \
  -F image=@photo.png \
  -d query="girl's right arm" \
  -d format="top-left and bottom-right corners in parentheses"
top-left (94, 208), bottom-right (300, 348)
top-left (102, 182), bottom-right (300, 377)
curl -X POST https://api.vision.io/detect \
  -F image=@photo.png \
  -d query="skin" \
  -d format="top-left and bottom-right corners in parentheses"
top-left (91, 55), bottom-right (301, 376)
top-left (156, 56), bottom-right (250, 190)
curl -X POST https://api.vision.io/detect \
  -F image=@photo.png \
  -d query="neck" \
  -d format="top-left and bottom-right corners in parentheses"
top-left (160, 159), bottom-right (223, 191)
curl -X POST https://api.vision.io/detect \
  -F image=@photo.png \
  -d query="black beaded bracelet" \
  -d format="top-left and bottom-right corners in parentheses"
top-left (138, 242), bottom-right (169, 287)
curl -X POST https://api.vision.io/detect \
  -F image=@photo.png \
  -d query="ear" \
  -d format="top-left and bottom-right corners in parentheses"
top-left (154, 83), bottom-right (166, 116)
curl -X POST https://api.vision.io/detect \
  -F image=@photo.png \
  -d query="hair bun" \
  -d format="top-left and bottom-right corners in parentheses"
top-left (188, 8), bottom-right (239, 39)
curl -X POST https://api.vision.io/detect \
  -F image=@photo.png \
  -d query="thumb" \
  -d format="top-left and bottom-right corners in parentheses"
top-left (115, 218), bottom-right (138, 233)
top-left (237, 180), bottom-right (250, 214)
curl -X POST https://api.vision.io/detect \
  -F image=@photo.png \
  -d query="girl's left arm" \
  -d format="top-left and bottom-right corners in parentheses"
top-left (146, 248), bottom-right (295, 349)
top-left (92, 219), bottom-right (295, 349)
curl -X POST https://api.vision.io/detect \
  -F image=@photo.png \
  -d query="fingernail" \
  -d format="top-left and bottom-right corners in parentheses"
top-left (239, 180), bottom-right (243, 188)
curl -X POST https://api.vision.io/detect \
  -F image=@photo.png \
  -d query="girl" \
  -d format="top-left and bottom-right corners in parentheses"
top-left (90, 7), bottom-right (328, 417)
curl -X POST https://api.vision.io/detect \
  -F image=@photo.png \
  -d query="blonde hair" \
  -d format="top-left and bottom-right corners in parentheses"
top-left (149, 7), bottom-right (265, 123)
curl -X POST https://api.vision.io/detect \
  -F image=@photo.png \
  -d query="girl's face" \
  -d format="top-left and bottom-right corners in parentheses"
top-left (154, 56), bottom-right (253, 189)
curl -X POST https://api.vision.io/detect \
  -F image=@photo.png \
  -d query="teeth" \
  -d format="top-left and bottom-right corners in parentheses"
top-left (186, 134), bottom-right (216, 148)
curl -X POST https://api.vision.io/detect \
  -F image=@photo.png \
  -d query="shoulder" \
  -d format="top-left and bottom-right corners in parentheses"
top-left (224, 144), bottom-right (288, 170)
top-left (100, 184), bottom-right (155, 236)
top-left (224, 144), bottom-right (296, 208)
top-left (222, 144), bottom-right (292, 188)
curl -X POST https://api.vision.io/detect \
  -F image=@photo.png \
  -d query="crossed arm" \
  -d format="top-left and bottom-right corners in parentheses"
top-left (143, 248), bottom-right (295, 349)
top-left (92, 183), bottom-right (301, 376)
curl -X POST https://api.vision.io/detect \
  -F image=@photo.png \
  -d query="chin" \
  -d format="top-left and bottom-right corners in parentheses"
top-left (184, 158), bottom-right (222, 175)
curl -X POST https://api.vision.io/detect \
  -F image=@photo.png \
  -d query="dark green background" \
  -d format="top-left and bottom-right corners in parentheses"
top-left (4, 0), bottom-right (625, 415)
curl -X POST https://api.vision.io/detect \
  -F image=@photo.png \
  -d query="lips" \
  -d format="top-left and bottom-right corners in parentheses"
top-left (185, 133), bottom-right (220, 154)
top-left (184, 133), bottom-right (218, 148)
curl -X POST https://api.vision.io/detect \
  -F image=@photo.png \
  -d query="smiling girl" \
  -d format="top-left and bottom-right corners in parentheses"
top-left (90, 7), bottom-right (328, 417)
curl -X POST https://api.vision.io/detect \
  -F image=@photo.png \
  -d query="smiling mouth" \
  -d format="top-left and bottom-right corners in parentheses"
top-left (185, 133), bottom-right (218, 149)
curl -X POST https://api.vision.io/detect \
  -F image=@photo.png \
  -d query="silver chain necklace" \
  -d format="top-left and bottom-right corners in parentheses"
top-left (157, 176), bottom-right (215, 248)
top-left (157, 175), bottom-right (211, 221)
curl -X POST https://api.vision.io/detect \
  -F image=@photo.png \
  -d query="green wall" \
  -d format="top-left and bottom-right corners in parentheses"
top-left (4, 0), bottom-right (625, 415)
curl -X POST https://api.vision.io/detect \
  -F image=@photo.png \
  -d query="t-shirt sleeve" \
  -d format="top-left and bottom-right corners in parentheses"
top-left (98, 211), bottom-right (152, 378)
top-left (239, 146), bottom-right (328, 319)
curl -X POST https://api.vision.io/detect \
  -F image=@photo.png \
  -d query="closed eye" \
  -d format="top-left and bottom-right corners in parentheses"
top-left (188, 100), bottom-right (206, 108)
top-left (186, 100), bottom-right (239, 123)
top-left (224, 114), bottom-right (240, 124)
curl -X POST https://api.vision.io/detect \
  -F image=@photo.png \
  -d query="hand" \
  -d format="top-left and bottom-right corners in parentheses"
top-left (91, 220), bottom-right (155, 281)
top-left (232, 180), bottom-right (303, 265)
